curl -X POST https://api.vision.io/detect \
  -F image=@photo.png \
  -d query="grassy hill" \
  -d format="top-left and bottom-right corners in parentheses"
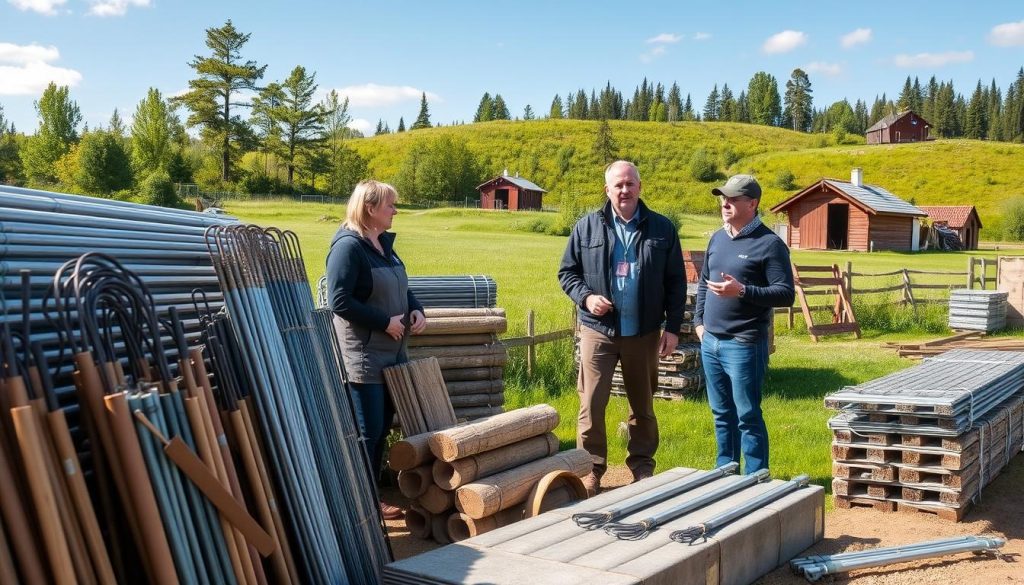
top-left (347, 120), bottom-right (1024, 227)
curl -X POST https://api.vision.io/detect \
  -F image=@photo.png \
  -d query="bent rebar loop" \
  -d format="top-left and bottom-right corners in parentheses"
top-left (572, 462), bottom-right (740, 530)
top-left (604, 468), bottom-right (771, 541)
top-left (670, 474), bottom-right (811, 544)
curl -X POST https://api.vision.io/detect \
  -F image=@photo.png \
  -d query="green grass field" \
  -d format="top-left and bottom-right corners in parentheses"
top-left (228, 200), bottom-right (1024, 497)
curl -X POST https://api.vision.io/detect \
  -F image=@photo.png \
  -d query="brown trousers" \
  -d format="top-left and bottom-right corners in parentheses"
top-left (577, 327), bottom-right (660, 478)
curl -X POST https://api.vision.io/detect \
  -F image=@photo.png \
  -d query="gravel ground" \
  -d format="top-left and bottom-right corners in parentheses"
top-left (384, 457), bottom-right (1023, 584)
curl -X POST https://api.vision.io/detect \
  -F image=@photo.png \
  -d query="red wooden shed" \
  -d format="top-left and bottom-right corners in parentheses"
top-left (770, 169), bottom-right (927, 252)
top-left (918, 206), bottom-right (983, 250)
top-left (865, 110), bottom-right (932, 144)
top-left (477, 171), bottom-right (547, 211)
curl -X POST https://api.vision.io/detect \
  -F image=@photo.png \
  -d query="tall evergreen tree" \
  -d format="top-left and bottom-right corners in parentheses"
top-left (703, 84), bottom-right (720, 121)
top-left (108, 109), bottom-right (126, 138)
top-left (987, 79), bottom-right (1003, 140)
top-left (719, 84), bottom-right (736, 122)
top-left (853, 99), bottom-right (869, 135)
top-left (549, 94), bottom-right (564, 119)
top-left (473, 92), bottom-right (493, 122)
top-left (492, 94), bottom-right (510, 120)
top-left (965, 81), bottom-right (988, 139)
top-left (321, 90), bottom-right (358, 195)
top-left (747, 71), bottom-right (782, 126)
top-left (411, 93), bottom-right (432, 129)
top-left (783, 69), bottom-right (813, 132)
top-left (736, 90), bottom-right (750, 123)
top-left (682, 93), bottom-right (696, 121)
top-left (667, 82), bottom-right (682, 122)
top-left (397, 117), bottom-right (406, 132)
top-left (173, 20), bottom-right (266, 183)
top-left (522, 104), bottom-right (535, 120)
top-left (592, 119), bottom-right (618, 164)
top-left (569, 89), bottom-right (589, 119)
top-left (21, 83), bottom-right (82, 184)
top-left (268, 65), bottom-right (329, 187)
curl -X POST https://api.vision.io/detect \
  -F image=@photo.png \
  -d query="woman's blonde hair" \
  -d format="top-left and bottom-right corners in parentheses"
top-left (344, 180), bottom-right (398, 236)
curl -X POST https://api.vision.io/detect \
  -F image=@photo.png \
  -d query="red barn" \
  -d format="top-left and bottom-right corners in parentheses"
top-left (918, 206), bottom-right (983, 250)
top-left (770, 169), bottom-right (927, 252)
top-left (865, 110), bottom-right (932, 144)
top-left (477, 171), bottom-right (547, 211)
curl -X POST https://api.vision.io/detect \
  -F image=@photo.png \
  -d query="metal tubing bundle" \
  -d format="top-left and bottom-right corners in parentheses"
top-left (572, 462), bottom-right (738, 529)
top-left (317, 274), bottom-right (498, 310)
top-left (670, 474), bottom-right (810, 543)
top-left (948, 289), bottom-right (1008, 332)
top-left (205, 224), bottom-right (389, 584)
top-left (790, 535), bottom-right (1006, 582)
top-left (603, 469), bottom-right (771, 540)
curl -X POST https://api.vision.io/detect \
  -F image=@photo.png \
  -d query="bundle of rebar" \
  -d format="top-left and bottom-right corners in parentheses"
top-left (825, 349), bottom-right (1024, 520)
top-left (388, 404), bottom-right (589, 542)
top-left (790, 535), bottom-right (1006, 581)
top-left (948, 289), bottom-right (1008, 332)
top-left (205, 224), bottom-right (390, 584)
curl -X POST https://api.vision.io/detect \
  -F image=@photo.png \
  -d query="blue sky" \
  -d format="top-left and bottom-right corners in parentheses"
top-left (2, 1), bottom-right (1023, 136)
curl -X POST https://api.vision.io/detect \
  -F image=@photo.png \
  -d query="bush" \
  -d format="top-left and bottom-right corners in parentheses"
top-left (547, 189), bottom-right (587, 236)
top-left (774, 169), bottom-right (796, 190)
top-left (1002, 197), bottom-right (1024, 241)
top-left (720, 147), bottom-right (740, 168)
top-left (137, 170), bottom-right (184, 208)
top-left (689, 148), bottom-right (717, 182)
top-left (852, 298), bottom-right (947, 334)
top-left (238, 172), bottom-right (289, 195)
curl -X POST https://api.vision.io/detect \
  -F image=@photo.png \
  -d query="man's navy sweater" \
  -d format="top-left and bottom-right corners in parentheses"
top-left (694, 223), bottom-right (795, 342)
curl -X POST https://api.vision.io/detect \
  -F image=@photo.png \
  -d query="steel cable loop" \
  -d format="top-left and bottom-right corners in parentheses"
top-left (603, 469), bottom-right (771, 540)
top-left (670, 474), bottom-right (810, 544)
top-left (572, 462), bottom-right (740, 530)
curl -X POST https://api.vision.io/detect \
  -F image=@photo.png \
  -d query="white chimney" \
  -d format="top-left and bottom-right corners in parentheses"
top-left (503, 168), bottom-right (509, 176)
top-left (851, 168), bottom-right (863, 187)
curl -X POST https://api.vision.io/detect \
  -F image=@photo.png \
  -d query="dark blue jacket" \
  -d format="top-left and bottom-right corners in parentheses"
top-left (558, 199), bottom-right (687, 337)
top-left (694, 222), bottom-right (794, 342)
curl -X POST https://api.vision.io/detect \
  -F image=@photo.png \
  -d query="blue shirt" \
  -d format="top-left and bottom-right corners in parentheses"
top-left (612, 212), bottom-right (641, 336)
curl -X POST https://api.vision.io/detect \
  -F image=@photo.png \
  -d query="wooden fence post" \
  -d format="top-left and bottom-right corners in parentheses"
top-left (902, 268), bottom-right (917, 313)
top-left (526, 310), bottom-right (536, 376)
top-left (967, 256), bottom-right (975, 289)
top-left (844, 261), bottom-right (853, 298)
top-left (981, 258), bottom-right (988, 290)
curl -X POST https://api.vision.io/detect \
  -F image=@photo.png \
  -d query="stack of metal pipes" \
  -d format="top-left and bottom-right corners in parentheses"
top-left (610, 285), bottom-right (705, 400)
top-left (825, 349), bottom-right (1024, 520)
top-left (388, 404), bottom-right (592, 544)
top-left (408, 275), bottom-right (498, 309)
top-left (947, 289), bottom-right (1008, 332)
top-left (408, 307), bottom-right (508, 420)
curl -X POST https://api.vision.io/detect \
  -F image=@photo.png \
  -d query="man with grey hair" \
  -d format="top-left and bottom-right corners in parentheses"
top-left (559, 160), bottom-right (687, 495)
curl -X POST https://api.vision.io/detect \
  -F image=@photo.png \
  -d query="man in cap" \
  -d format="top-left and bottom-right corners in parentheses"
top-left (559, 160), bottom-right (687, 495)
top-left (694, 174), bottom-right (794, 474)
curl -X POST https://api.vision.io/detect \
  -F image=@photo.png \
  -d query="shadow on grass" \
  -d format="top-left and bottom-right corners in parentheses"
top-left (765, 366), bottom-right (858, 400)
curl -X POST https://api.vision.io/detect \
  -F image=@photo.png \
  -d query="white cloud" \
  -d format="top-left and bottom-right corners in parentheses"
top-left (841, 28), bottom-right (872, 48)
top-left (640, 46), bottom-right (668, 63)
top-left (693, 32), bottom-right (712, 41)
top-left (335, 83), bottom-right (440, 108)
top-left (893, 50), bottom-right (974, 68)
top-left (0, 42), bottom-right (60, 64)
top-left (7, 0), bottom-right (66, 15)
top-left (0, 61), bottom-right (82, 95)
top-left (763, 30), bottom-right (807, 54)
top-left (989, 20), bottom-right (1024, 47)
top-left (348, 118), bottom-right (373, 136)
top-left (646, 33), bottom-right (681, 44)
top-left (804, 61), bottom-right (842, 76)
top-left (87, 0), bottom-right (150, 16)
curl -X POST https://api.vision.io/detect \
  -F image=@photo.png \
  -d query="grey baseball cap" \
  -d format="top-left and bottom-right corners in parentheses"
top-left (712, 174), bottom-right (762, 199)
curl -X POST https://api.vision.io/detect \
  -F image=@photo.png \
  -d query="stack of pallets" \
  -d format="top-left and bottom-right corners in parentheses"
top-left (825, 349), bottom-right (1024, 520)
top-left (948, 289), bottom-right (1008, 332)
top-left (611, 286), bottom-right (704, 400)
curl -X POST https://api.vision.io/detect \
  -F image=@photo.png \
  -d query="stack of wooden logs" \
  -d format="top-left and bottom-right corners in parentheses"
top-left (610, 285), bottom-right (705, 400)
top-left (409, 308), bottom-right (507, 420)
top-left (388, 404), bottom-right (592, 543)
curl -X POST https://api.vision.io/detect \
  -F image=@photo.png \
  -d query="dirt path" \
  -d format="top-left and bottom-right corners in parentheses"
top-left (384, 457), bottom-right (1023, 584)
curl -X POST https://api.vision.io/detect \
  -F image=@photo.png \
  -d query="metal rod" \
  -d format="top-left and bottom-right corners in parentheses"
top-left (671, 474), bottom-right (810, 543)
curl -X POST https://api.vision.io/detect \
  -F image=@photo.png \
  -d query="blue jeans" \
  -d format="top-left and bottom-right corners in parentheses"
top-left (349, 382), bottom-right (395, 481)
top-left (700, 331), bottom-right (769, 473)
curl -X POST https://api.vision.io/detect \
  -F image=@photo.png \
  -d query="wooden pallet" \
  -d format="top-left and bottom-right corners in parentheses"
top-left (831, 441), bottom-right (980, 470)
top-left (833, 494), bottom-right (971, 522)
top-left (832, 429), bottom-right (979, 451)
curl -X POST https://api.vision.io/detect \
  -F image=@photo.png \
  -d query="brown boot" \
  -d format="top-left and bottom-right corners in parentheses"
top-left (582, 472), bottom-right (601, 497)
top-left (631, 470), bottom-right (654, 484)
top-left (380, 501), bottom-right (405, 520)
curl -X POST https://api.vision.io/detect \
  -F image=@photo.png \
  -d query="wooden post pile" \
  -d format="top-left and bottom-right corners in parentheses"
top-left (388, 404), bottom-right (593, 543)
top-left (382, 466), bottom-right (824, 585)
top-left (826, 350), bottom-right (1024, 521)
top-left (408, 308), bottom-right (508, 421)
top-left (882, 331), bottom-right (1024, 359)
top-left (611, 285), bottom-right (705, 400)
top-left (383, 357), bottom-right (458, 437)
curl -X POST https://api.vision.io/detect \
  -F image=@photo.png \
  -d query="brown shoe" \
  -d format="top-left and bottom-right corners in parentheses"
top-left (582, 472), bottom-right (601, 497)
top-left (380, 502), bottom-right (405, 520)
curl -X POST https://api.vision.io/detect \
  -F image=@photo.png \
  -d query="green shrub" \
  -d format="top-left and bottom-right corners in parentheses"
top-left (137, 170), bottom-right (184, 208)
top-left (852, 297), bottom-right (948, 334)
top-left (1002, 197), bottom-right (1024, 241)
top-left (720, 147), bottom-right (740, 168)
top-left (774, 169), bottom-right (796, 190)
top-left (689, 148), bottom-right (717, 182)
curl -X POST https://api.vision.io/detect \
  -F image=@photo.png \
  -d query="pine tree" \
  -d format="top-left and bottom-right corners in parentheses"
top-left (398, 117), bottom-right (406, 132)
top-left (492, 94), bottom-right (510, 120)
top-left (473, 92), bottom-right (493, 122)
top-left (965, 81), bottom-right (987, 139)
top-left (667, 82), bottom-right (682, 122)
top-left (987, 79), bottom-right (1003, 140)
top-left (897, 77), bottom-right (915, 112)
top-left (783, 69), bottom-right (813, 131)
top-left (411, 93), bottom-right (432, 130)
top-left (703, 84), bottom-right (720, 121)
top-left (719, 84), bottom-right (736, 122)
top-left (853, 99), bottom-right (869, 135)
top-left (736, 91), bottom-right (749, 123)
top-left (273, 65), bottom-right (330, 187)
top-left (173, 20), bottom-right (266, 183)
top-left (108, 108), bottom-right (126, 137)
top-left (747, 71), bottom-right (782, 126)
top-left (569, 89), bottom-right (589, 119)
top-left (592, 119), bottom-right (618, 164)
top-left (523, 105), bottom-right (534, 120)
top-left (682, 93), bottom-right (695, 121)
top-left (375, 119), bottom-right (385, 134)
top-left (549, 95), bottom-right (564, 119)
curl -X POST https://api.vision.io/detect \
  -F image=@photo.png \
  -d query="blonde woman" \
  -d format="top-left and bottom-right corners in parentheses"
top-left (326, 180), bottom-right (426, 520)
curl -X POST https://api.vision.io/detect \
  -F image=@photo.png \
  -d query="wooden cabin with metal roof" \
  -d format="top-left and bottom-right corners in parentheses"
top-left (918, 205), bottom-right (982, 250)
top-left (769, 168), bottom-right (927, 252)
top-left (477, 171), bottom-right (547, 211)
top-left (865, 110), bottom-right (932, 144)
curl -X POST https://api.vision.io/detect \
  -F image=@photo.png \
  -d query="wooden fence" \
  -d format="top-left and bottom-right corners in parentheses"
top-left (501, 310), bottom-right (574, 375)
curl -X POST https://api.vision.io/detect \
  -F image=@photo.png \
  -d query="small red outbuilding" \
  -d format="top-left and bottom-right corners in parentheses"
top-left (478, 171), bottom-right (546, 211)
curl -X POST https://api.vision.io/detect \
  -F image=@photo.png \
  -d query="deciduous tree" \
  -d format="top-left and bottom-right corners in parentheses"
top-left (21, 83), bottom-right (81, 184)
